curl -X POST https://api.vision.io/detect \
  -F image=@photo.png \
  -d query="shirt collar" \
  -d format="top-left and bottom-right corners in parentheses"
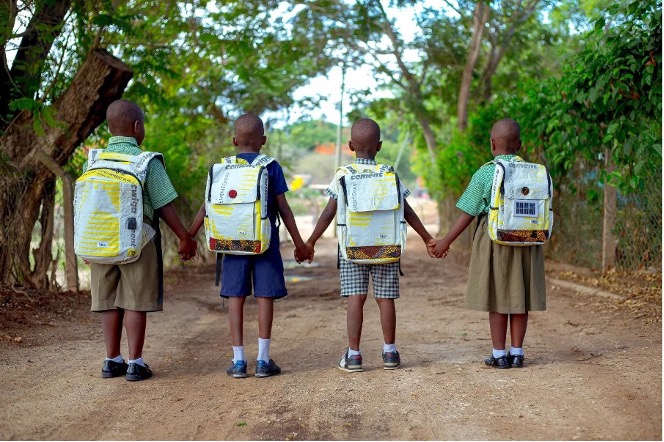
top-left (355, 157), bottom-right (377, 165)
top-left (108, 136), bottom-right (139, 146)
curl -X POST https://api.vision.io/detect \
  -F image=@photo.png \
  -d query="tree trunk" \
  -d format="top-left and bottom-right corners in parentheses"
top-left (0, 0), bottom-right (72, 128)
top-left (0, 48), bottom-right (133, 287)
top-left (457, 1), bottom-right (490, 132)
top-left (602, 149), bottom-right (617, 273)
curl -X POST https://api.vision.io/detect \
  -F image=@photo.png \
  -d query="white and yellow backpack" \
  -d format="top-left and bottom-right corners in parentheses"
top-left (204, 154), bottom-right (274, 255)
top-left (336, 163), bottom-right (407, 264)
top-left (74, 149), bottom-right (161, 264)
top-left (488, 156), bottom-right (553, 246)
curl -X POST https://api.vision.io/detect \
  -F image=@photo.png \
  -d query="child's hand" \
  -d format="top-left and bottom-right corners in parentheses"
top-left (178, 235), bottom-right (198, 261)
top-left (432, 239), bottom-right (450, 259)
top-left (294, 243), bottom-right (314, 264)
top-left (426, 239), bottom-right (438, 258)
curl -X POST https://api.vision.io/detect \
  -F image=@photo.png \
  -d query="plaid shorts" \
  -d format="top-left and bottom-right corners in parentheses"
top-left (339, 256), bottom-right (400, 299)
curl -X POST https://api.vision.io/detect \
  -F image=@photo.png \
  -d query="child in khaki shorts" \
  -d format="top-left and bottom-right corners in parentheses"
top-left (86, 99), bottom-right (197, 381)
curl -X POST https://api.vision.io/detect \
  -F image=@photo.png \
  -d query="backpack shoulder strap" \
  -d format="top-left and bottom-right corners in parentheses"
top-left (251, 154), bottom-right (275, 167)
top-left (134, 152), bottom-right (164, 182)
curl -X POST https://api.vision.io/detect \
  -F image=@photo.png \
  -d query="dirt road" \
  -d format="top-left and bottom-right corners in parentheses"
top-left (0, 235), bottom-right (661, 440)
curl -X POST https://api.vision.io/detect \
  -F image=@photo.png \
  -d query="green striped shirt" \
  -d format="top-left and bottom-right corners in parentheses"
top-left (82, 136), bottom-right (178, 220)
top-left (456, 154), bottom-right (517, 217)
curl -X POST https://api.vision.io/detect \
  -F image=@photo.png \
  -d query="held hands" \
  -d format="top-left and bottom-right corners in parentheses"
top-left (431, 238), bottom-right (450, 259)
top-left (178, 234), bottom-right (198, 261)
top-left (294, 241), bottom-right (314, 264)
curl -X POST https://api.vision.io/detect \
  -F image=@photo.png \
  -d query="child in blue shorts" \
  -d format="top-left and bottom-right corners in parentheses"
top-left (305, 118), bottom-right (436, 372)
top-left (189, 113), bottom-right (312, 378)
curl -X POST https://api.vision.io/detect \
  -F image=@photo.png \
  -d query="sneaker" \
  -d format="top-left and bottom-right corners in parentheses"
top-left (338, 349), bottom-right (363, 372)
top-left (508, 353), bottom-right (524, 368)
top-left (126, 362), bottom-right (153, 381)
top-left (226, 360), bottom-right (248, 378)
top-left (484, 355), bottom-right (510, 369)
top-left (382, 350), bottom-right (401, 370)
top-left (255, 359), bottom-right (281, 378)
top-left (101, 359), bottom-right (128, 378)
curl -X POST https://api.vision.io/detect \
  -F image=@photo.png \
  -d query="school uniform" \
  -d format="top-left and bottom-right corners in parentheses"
top-left (85, 136), bottom-right (178, 312)
top-left (457, 154), bottom-right (547, 313)
top-left (326, 158), bottom-right (410, 299)
top-left (219, 152), bottom-right (289, 299)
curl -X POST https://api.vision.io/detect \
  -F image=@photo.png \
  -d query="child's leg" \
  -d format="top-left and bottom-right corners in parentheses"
top-left (347, 295), bottom-right (367, 350)
top-left (488, 311), bottom-right (508, 350)
top-left (509, 313), bottom-right (528, 348)
top-left (228, 297), bottom-right (246, 346)
top-left (101, 308), bottom-right (124, 358)
top-left (257, 297), bottom-right (274, 339)
top-left (256, 297), bottom-right (274, 363)
top-left (124, 310), bottom-right (147, 360)
top-left (376, 298), bottom-right (396, 345)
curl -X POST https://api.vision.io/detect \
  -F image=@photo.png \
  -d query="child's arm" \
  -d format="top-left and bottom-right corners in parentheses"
top-left (156, 202), bottom-right (198, 260)
top-left (276, 194), bottom-right (313, 263)
top-left (403, 199), bottom-right (437, 257)
top-left (188, 202), bottom-right (206, 237)
top-left (433, 211), bottom-right (475, 258)
top-left (305, 197), bottom-right (337, 249)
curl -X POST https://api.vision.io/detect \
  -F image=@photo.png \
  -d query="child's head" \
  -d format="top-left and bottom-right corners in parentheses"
top-left (490, 118), bottom-right (521, 156)
top-left (349, 118), bottom-right (382, 159)
top-left (106, 99), bottom-right (145, 145)
top-left (233, 113), bottom-right (266, 152)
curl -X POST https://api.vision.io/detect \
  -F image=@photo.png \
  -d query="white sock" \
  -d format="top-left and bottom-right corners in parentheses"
top-left (257, 338), bottom-right (270, 363)
top-left (128, 357), bottom-right (145, 367)
top-left (348, 348), bottom-right (361, 357)
top-left (492, 349), bottom-right (507, 358)
top-left (232, 346), bottom-right (245, 363)
top-left (383, 343), bottom-right (397, 353)
top-left (106, 355), bottom-right (124, 363)
top-left (510, 347), bottom-right (524, 356)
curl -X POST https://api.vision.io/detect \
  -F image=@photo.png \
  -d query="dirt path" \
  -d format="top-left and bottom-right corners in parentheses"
top-left (0, 235), bottom-right (661, 440)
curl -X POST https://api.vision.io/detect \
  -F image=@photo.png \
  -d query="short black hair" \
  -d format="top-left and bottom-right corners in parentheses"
top-left (106, 99), bottom-right (143, 134)
top-left (350, 118), bottom-right (380, 149)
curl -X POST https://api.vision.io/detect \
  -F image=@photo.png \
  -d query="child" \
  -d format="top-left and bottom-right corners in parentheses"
top-left (87, 99), bottom-right (198, 381)
top-left (432, 118), bottom-right (546, 368)
top-left (305, 118), bottom-right (436, 372)
top-left (189, 113), bottom-right (312, 378)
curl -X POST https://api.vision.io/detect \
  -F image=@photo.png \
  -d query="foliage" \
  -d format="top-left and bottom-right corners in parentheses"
top-left (483, 0), bottom-right (662, 192)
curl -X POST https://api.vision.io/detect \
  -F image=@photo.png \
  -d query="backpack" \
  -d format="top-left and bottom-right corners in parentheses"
top-left (204, 154), bottom-right (275, 255)
top-left (336, 163), bottom-right (407, 264)
top-left (74, 149), bottom-right (162, 264)
top-left (487, 156), bottom-right (553, 246)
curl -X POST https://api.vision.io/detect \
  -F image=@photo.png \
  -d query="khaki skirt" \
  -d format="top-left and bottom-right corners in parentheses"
top-left (465, 216), bottom-right (546, 313)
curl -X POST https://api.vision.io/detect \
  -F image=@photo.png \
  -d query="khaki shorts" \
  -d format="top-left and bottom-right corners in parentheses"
top-left (90, 239), bottom-right (162, 312)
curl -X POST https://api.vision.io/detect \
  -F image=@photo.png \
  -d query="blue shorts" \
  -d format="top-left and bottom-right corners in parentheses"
top-left (220, 231), bottom-right (287, 299)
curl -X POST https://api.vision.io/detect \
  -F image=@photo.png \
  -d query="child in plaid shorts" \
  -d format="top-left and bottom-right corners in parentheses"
top-left (303, 118), bottom-right (436, 372)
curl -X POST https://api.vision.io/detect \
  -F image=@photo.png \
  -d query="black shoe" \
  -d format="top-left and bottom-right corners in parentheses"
top-left (126, 362), bottom-right (153, 381)
top-left (484, 355), bottom-right (510, 369)
top-left (101, 359), bottom-right (128, 378)
top-left (509, 353), bottom-right (524, 368)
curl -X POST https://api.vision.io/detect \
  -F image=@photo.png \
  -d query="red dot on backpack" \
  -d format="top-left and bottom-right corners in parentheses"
top-left (229, 190), bottom-right (237, 198)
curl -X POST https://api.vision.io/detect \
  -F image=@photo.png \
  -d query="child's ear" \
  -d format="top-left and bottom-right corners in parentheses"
top-left (516, 140), bottom-right (522, 152)
top-left (490, 138), bottom-right (496, 152)
top-left (261, 135), bottom-right (267, 146)
top-left (348, 141), bottom-right (355, 152)
top-left (232, 137), bottom-right (239, 147)
top-left (376, 141), bottom-right (382, 152)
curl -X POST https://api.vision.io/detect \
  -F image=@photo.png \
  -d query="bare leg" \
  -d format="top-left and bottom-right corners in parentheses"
top-left (256, 297), bottom-right (274, 340)
top-left (101, 308), bottom-right (124, 358)
top-left (228, 297), bottom-right (246, 346)
top-left (488, 311), bottom-right (508, 350)
top-left (347, 295), bottom-right (367, 350)
top-left (509, 313), bottom-right (528, 348)
top-left (376, 298), bottom-right (396, 345)
top-left (124, 310), bottom-right (146, 360)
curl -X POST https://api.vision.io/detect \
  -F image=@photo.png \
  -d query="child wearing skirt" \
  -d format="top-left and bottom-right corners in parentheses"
top-left (432, 118), bottom-right (546, 368)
